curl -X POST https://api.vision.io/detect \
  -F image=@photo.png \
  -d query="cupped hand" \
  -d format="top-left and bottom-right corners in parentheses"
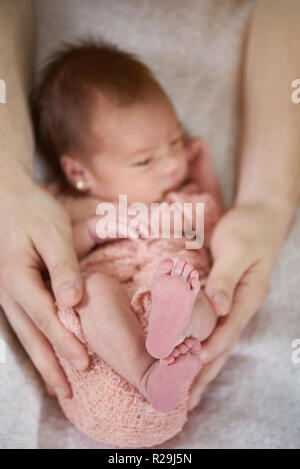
top-left (0, 176), bottom-right (89, 398)
top-left (188, 200), bottom-right (292, 409)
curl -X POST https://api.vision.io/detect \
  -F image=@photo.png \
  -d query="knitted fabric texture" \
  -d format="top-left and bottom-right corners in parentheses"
top-left (56, 185), bottom-right (220, 448)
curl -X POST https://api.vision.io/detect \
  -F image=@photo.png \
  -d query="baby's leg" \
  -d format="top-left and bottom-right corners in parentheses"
top-left (77, 272), bottom-right (201, 413)
top-left (146, 259), bottom-right (217, 358)
top-left (78, 272), bottom-right (154, 389)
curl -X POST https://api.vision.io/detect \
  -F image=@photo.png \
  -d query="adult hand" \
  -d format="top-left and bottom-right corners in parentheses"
top-left (188, 200), bottom-right (292, 409)
top-left (0, 176), bottom-right (89, 398)
top-left (41, 180), bottom-right (102, 224)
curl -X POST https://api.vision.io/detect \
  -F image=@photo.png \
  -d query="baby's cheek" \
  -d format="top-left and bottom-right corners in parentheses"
top-left (119, 176), bottom-right (136, 197)
top-left (125, 180), bottom-right (147, 203)
top-left (139, 178), bottom-right (160, 203)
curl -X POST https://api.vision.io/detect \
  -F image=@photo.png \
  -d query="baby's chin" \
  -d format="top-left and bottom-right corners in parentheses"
top-left (124, 192), bottom-right (166, 205)
top-left (129, 195), bottom-right (162, 205)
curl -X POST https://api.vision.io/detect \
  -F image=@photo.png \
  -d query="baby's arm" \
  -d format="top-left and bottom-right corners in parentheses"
top-left (72, 212), bottom-right (145, 259)
top-left (72, 215), bottom-right (123, 259)
top-left (57, 190), bottom-right (101, 224)
top-left (72, 217), bottom-right (99, 259)
top-left (40, 182), bottom-right (103, 223)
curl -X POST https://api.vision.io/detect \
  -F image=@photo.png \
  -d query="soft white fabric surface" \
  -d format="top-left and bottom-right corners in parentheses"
top-left (0, 0), bottom-right (299, 449)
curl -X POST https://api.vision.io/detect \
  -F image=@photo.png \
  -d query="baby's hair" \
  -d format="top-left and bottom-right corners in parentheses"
top-left (31, 39), bottom-right (166, 182)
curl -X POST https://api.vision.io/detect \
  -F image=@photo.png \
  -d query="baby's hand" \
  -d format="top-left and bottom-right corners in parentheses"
top-left (188, 200), bottom-right (294, 409)
top-left (88, 204), bottom-right (152, 242)
top-left (186, 138), bottom-right (223, 213)
top-left (72, 215), bottom-right (123, 260)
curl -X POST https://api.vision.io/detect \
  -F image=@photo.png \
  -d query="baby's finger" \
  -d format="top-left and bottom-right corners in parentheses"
top-left (1, 293), bottom-right (72, 398)
top-left (4, 265), bottom-right (88, 371)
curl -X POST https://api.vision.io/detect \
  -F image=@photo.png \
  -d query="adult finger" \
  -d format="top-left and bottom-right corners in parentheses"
top-left (2, 265), bottom-right (89, 370)
top-left (1, 292), bottom-right (72, 398)
top-left (46, 384), bottom-right (57, 397)
top-left (33, 223), bottom-right (83, 308)
top-left (188, 349), bottom-right (232, 410)
top-left (201, 267), bottom-right (268, 364)
top-left (205, 244), bottom-right (253, 316)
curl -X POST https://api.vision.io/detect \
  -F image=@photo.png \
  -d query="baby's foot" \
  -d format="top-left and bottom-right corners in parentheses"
top-left (140, 337), bottom-right (202, 413)
top-left (146, 259), bottom-right (201, 358)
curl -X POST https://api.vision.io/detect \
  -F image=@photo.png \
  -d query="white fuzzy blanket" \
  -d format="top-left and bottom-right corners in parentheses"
top-left (0, 0), bottom-right (299, 449)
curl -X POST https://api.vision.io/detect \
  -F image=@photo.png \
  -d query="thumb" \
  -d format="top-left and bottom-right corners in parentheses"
top-left (36, 230), bottom-right (83, 308)
top-left (205, 249), bottom-right (250, 316)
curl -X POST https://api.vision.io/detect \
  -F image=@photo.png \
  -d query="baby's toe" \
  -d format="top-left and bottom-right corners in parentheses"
top-left (157, 258), bottom-right (173, 274)
top-left (172, 259), bottom-right (186, 276)
top-left (189, 270), bottom-right (200, 290)
top-left (178, 343), bottom-right (188, 354)
top-left (191, 277), bottom-right (201, 293)
top-left (182, 263), bottom-right (194, 280)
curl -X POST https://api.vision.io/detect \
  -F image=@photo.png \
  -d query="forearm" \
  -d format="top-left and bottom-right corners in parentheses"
top-left (236, 0), bottom-right (300, 225)
top-left (0, 0), bottom-right (36, 182)
top-left (73, 215), bottom-right (117, 259)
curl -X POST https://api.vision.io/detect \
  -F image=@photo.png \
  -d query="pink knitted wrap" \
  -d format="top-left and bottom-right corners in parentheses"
top-left (56, 185), bottom-right (220, 447)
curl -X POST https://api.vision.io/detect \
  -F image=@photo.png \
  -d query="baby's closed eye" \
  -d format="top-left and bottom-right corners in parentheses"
top-left (170, 136), bottom-right (184, 148)
top-left (135, 157), bottom-right (153, 167)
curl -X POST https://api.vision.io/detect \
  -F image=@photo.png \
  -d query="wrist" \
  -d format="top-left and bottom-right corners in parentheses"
top-left (234, 190), bottom-right (299, 224)
top-left (232, 197), bottom-right (298, 251)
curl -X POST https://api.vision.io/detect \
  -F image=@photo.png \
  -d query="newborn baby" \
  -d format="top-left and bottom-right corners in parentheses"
top-left (32, 40), bottom-right (223, 445)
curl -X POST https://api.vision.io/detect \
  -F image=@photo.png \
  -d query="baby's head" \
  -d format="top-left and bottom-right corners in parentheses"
top-left (32, 40), bottom-right (189, 204)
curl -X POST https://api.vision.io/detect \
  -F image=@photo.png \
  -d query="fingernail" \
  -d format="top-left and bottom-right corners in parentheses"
top-left (71, 358), bottom-right (88, 371)
top-left (54, 387), bottom-right (70, 399)
top-left (213, 292), bottom-right (230, 314)
top-left (59, 282), bottom-right (80, 301)
top-left (60, 281), bottom-right (79, 292)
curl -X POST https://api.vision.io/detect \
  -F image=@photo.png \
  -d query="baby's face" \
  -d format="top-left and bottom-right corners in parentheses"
top-left (85, 95), bottom-right (189, 204)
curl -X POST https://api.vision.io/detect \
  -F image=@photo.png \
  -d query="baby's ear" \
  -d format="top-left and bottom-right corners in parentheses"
top-left (60, 154), bottom-right (86, 188)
